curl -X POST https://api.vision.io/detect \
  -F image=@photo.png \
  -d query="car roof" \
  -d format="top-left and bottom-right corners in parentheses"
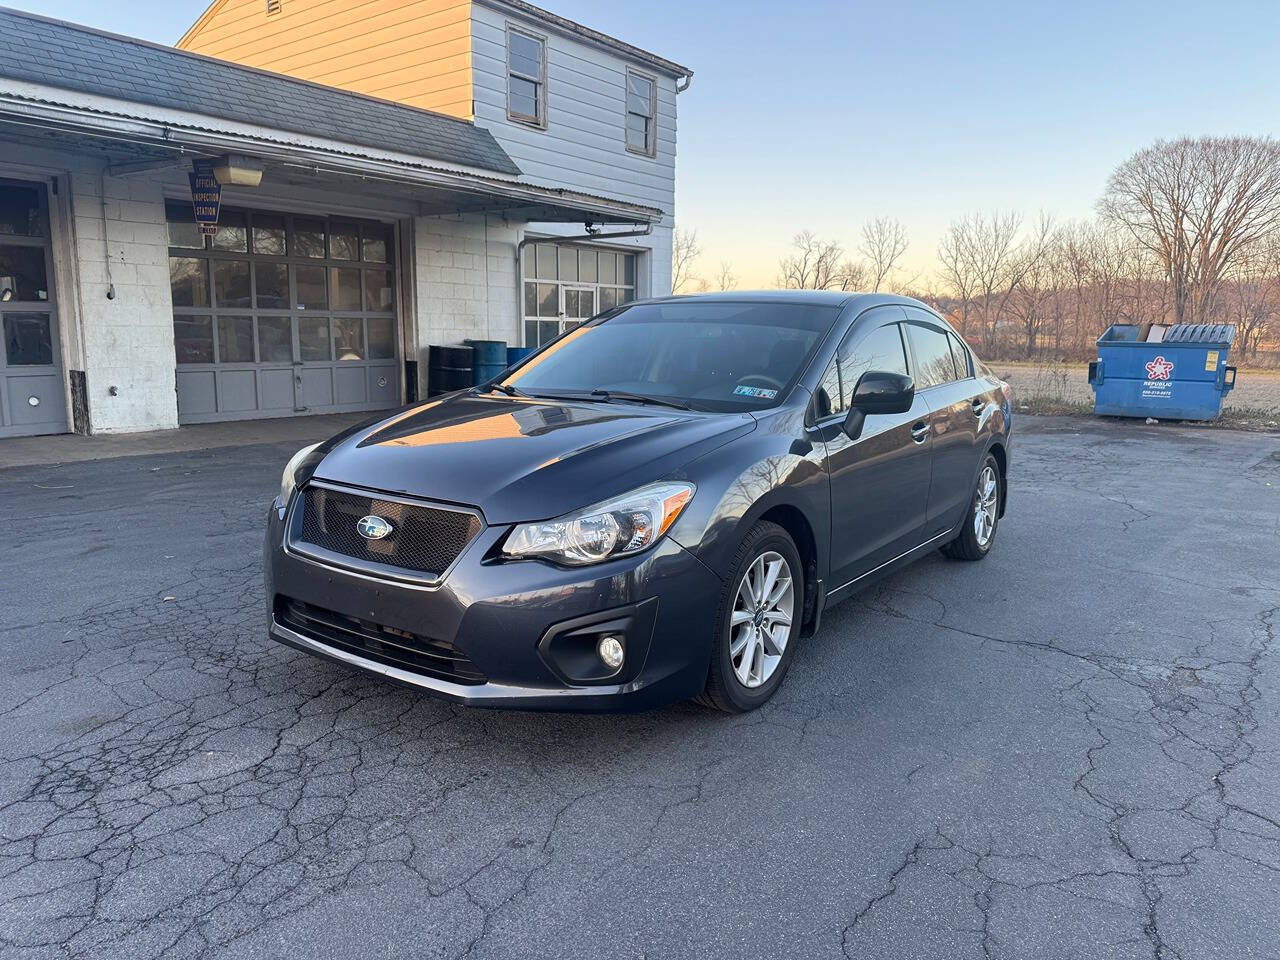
top-left (638, 290), bottom-right (936, 313)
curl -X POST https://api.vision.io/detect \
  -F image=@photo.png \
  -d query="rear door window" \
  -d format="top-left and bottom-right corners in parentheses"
top-left (905, 323), bottom-right (956, 390)
top-left (948, 332), bottom-right (971, 379)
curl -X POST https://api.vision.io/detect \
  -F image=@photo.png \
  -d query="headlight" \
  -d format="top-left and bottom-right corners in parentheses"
top-left (503, 482), bottom-right (695, 566)
top-left (279, 443), bottom-right (321, 506)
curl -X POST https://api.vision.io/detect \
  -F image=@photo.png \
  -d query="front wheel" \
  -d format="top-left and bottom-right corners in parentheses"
top-left (942, 454), bottom-right (1001, 561)
top-left (698, 521), bottom-right (803, 713)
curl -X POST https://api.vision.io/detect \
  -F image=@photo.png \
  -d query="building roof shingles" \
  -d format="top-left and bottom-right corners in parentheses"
top-left (0, 6), bottom-right (521, 177)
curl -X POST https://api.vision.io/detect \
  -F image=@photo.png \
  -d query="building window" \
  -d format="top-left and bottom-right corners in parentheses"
top-left (507, 26), bottom-right (546, 127)
top-left (522, 242), bottom-right (637, 347)
top-left (625, 70), bottom-right (657, 156)
top-left (266, 0), bottom-right (281, 14)
top-left (166, 204), bottom-right (395, 366)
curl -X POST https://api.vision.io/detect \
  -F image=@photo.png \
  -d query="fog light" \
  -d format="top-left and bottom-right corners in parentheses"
top-left (597, 636), bottom-right (625, 671)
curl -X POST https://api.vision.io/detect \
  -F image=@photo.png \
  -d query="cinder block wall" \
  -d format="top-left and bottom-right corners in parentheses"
top-left (69, 171), bottom-right (177, 433)
top-left (413, 212), bottom-right (520, 364)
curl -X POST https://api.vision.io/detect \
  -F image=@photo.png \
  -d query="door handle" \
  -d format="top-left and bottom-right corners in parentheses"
top-left (971, 398), bottom-right (984, 416)
top-left (911, 422), bottom-right (929, 444)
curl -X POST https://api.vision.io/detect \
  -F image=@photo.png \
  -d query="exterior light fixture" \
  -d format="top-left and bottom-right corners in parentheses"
top-left (212, 154), bottom-right (264, 187)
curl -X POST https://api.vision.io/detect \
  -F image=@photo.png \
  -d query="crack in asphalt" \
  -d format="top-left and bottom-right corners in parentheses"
top-left (0, 420), bottom-right (1277, 959)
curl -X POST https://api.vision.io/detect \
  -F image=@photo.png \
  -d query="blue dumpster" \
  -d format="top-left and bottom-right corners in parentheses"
top-left (1087, 323), bottom-right (1237, 420)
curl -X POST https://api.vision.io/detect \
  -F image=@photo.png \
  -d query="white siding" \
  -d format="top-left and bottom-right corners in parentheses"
top-left (469, 3), bottom-right (681, 298)
top-left (469, 3), bottom-right (678, 215)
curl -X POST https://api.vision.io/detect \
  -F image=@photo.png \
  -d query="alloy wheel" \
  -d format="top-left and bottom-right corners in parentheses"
top-left (974, 465), bottom-right (999, 547)
top-left (729, 550), bottom-right (794, 689)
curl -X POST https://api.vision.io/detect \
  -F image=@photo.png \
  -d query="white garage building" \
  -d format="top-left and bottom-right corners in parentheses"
top-left (0, 5), bottom-right (689, 437)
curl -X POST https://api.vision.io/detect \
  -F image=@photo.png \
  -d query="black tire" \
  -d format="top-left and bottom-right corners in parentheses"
top-left (697, 521), bottom-right (804, 713)
top-left (941, 453), bottom-right (1001, 561)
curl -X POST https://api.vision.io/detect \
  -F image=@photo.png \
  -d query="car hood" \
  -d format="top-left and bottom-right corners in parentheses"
top-left (311, 393), bottom-right (755, 523)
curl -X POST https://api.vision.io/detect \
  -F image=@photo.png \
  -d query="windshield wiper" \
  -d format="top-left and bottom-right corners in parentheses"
top-left (590, 389), bottom-right (691, 411)
top-left (477, 382), bottom-right (527, 398)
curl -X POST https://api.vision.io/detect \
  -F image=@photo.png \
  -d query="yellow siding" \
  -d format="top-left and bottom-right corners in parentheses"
top-left (178, 0), bottom-right (474, 118)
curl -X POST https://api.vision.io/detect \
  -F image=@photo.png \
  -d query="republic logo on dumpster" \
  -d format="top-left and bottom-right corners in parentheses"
top-left (1144, 356), bottom-right (1174, 381)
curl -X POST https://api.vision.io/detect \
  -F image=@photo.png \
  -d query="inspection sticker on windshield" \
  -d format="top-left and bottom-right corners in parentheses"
top-left (734, 385), bottom-right (778, 399)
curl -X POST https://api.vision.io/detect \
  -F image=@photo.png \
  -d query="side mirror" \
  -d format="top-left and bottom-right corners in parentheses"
top-left (842, 370), bottom-right (914, 439)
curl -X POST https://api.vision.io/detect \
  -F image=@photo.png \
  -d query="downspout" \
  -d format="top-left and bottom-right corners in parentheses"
top-left (99, 165), bottom-right (116, 300)
top-left (514, 223), bottom-right (654, 340)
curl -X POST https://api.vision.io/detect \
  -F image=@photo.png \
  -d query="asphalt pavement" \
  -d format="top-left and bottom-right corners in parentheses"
top-left (0, 416), bottom-right (1277, 959)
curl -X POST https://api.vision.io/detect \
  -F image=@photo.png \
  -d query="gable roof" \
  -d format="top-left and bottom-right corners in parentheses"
top-left (0, 6), bottom-right (521, 177)
top-left (180, 0), bottom-right (693, 81)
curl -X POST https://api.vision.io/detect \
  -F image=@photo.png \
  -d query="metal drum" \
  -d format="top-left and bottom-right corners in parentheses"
top-left (467, 339), bottom-right (508, 385)
top-left (427, 344), bottom-right (473, 397)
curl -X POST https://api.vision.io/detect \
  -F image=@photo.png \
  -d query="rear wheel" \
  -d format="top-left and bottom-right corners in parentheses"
top-left (698, 521), bottom-right (802, 713)
top-left (942, 454), bottom-right (1000, 561)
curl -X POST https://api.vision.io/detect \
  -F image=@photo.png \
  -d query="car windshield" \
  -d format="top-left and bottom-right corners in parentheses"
top-left (498, 301), bottom-right (840, 412)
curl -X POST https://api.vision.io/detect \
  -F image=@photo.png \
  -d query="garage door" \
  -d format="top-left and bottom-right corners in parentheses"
top-left (1, 179), bottom-right (69, 438)
top-left (168, 204), bottom-right (400, 424)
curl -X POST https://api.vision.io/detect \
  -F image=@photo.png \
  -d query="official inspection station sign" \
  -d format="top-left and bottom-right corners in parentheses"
top-left (189, 158), bottom-right (221, 236)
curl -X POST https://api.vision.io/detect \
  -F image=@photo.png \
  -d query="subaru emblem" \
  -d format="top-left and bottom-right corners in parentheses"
top-left (356, 515), bottom-right (393, 540)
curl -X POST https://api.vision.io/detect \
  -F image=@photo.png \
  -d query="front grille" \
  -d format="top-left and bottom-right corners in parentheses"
top-left (293, 483), bottom-right (482, 581)
top-left (275, 596), bottom-right (486, 685)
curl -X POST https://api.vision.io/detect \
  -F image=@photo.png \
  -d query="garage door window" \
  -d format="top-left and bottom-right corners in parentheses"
top-left (522, 243), bottom-right (637, 347)
top-left (170, 257), bottom-right (209, 307)
top-left (211, 210), bottom-right (247, 252)
top-left (255, 262), bottom-right (289, 309)
top-left (299, 317), bottom-right (331, 361)
top-left (252, 215), bottom-right (286, 256)
top-left (0, 183), bottom-right (47, 237)
top-left (3, 313), bottom-right (53, 365)
top-left (257, 316), bottom-right (292, 362)
top-left (214, 260), bottom-right (250, 308)
top-left (175, 315), bottom-right (213, 364)
top-left (168, 205), bottom-right (399, 421)
top-left (217, 316), bottom-right (254, 363)
top-left (0, 245), bottom-right (49, 301)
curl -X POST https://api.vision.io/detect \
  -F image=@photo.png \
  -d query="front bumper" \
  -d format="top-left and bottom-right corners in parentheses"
top-left (264, 498), bottom-right (722, 711)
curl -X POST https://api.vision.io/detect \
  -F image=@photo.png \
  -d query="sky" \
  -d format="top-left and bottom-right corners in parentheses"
top-left (19, 0), bottom-right (1280, 287)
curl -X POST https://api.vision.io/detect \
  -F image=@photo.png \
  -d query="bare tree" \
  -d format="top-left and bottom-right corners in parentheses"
top-left (1004, 215), bottom-right (1060, 356)
top-left (672, 228), bottom-right (702, 294)
top-left (1222, 240), bottom-right (1280, 357)
top-left (713, 261), bottom-right (739, 291)
top-left (1100, 136), bottom-right (1280, 324)
top-left (937, 218), bottom-right (980, 336)
top-left (858, 217), bottom-right (909, 292)
top-left (953, 212), bottom-right (1024, 353)
top-left (778, 231), bottom-right (856, 290)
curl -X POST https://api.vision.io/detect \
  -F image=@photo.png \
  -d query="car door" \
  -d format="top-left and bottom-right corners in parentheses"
top-left (816, 307), bottom-right (933, 588)
top-left (902, 310), bottom-right (983, 538)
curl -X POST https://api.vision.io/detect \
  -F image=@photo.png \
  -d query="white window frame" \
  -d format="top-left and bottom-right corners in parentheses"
top-left (521, 242), bottom-right (639, 348)
top-left (624, 68), bottom-right (658, 157)
top-left (506, 24), bottom-right (547, 129)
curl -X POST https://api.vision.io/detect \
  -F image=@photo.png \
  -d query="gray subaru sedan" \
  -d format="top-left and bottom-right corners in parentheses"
top-left (265, 292), bottom-right (1012, 712)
